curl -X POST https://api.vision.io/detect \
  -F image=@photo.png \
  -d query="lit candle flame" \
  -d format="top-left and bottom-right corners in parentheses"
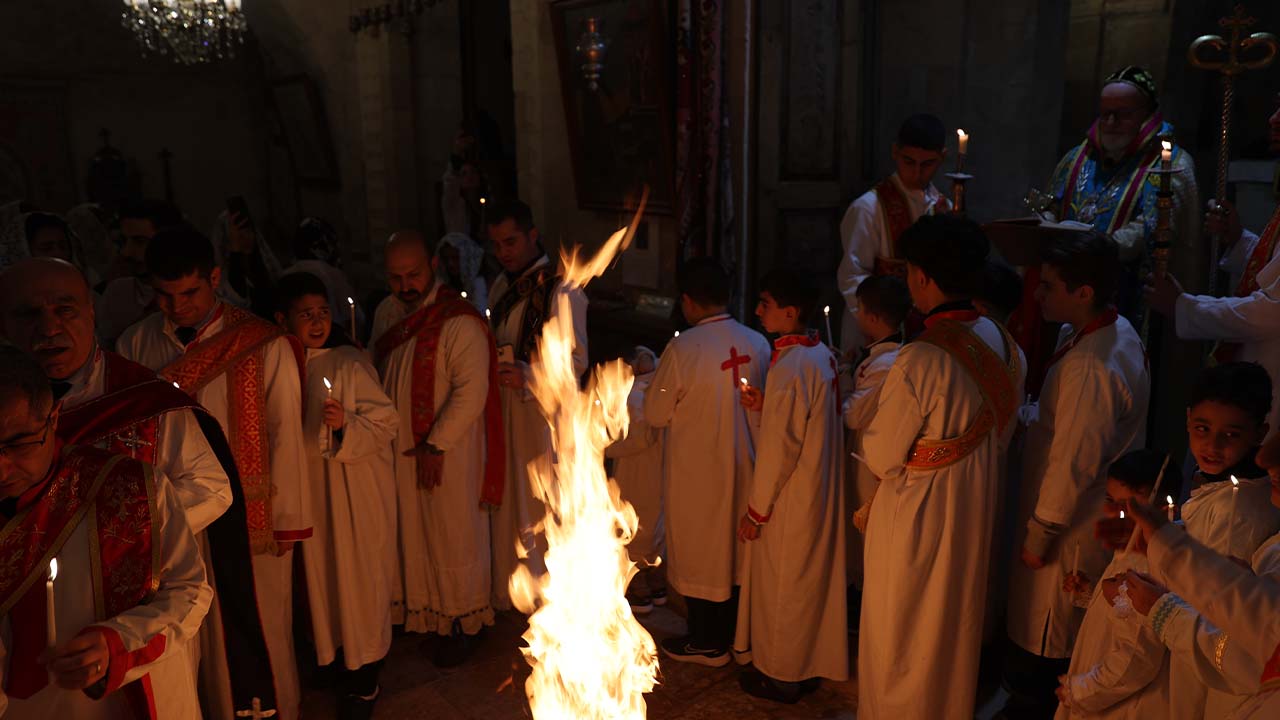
top-left (740, 377), bottom-right (749, 387)
top-left (1119, 510), bottom-right (1125, 519)
top-left (480, 197), bottom-right (487, 205)
top-left (323, 377), bottom-right (332, 391)
top-left (1231, 475), bottom-right (1240, 488)
top-left (461, 291), bottom-right (469, 299)
top-left (172, 381), bottom-right (180, 390)
top-left (673, 331), bottom-right (680, 338)
top-left (823, 305), bottom-right (830, 316)
top-left (956, 128), bottom-right (969, 154)
top-left (347, 296), bottom-right (355, 306)
top-left (1161, 140), bottom-right (1172, 152)
top-left (49, 558), bottom-right (57, 581)
top-left (1167, 495), bottom-right (1174, 505)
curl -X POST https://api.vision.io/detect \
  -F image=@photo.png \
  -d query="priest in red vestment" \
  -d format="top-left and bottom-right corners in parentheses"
top-left (0, 344), bottom-right (211, 719)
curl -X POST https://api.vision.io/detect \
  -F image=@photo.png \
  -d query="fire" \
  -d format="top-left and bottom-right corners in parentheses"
top-left (510, 188), bottom-right (659, 718)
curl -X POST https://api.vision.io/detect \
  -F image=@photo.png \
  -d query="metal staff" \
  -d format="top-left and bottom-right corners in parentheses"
top-left (1188, 3), bottom-right (1278, 293)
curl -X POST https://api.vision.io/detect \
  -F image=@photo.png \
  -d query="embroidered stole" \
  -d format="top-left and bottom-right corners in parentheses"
top-left (872, 178), bottom-right (915, 279)
top-left (1215, 206), bottom-right (1280, 363)
top-left (0, 447), bottom-right (159, 716)
top-left (160, 304), bottom-right (302, 554)
top-left (905, 319), bottom-right (1020, 469)
top-left (1060, 113), bottom-right (1165, 234)
top-left (491, 262), bottom-right (561, 363)
top-left (58, 351), bottom-right (203, 465)
top-left (374, 286), bottom-right (505, 506)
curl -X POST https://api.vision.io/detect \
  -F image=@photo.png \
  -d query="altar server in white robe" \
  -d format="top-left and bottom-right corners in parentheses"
top-left (1146, 104), bottom-right (1280, 432)
top-left (1008, 231), bottom-right (1151, 713)
top-left (0, 346), bottom-right (212, 720)
top-left (483, 200), bottom-right (588, 611)
top-left (1053, 450), bottom-right (1180, 720)
top-left (859, 215), bottom-right (1026, 720)
top-left (117, 225), bottom-right (310, 720)
top-left (836, 113), bottom-right (949, 352)
top-left (842, 274), bottom-right (909, 587)
top-left (372, 231), bottom-right (504, 667)
top-left (605, 345), bottom-right (666, 614)
top-left (276, 272), bottom-right (399, 715)
top-left (645, 258), bottom-right (771, 666)
top-left (734, 269), bottom-right (846, 703)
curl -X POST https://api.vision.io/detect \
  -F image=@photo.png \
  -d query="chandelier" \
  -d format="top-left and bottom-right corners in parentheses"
top-left (121, 1), bottom-right (248, 65)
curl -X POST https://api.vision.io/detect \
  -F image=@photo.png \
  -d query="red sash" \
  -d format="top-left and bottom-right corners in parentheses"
top-left (1214, 207), bottom-right (1280, 364)
top-left (160, 304), bottom-right (303, 554)
top-left (905, 315), bottom-right (1020, 469)
top-left (1032, 308), bottom-right (1121, 391)
top-left (0, 446), bottom-right (159, 715)
top-left (58, 352), bottom-right (204, 465)
top-left (374, 286), bottom-right (505, 507)
top-left (1262, 641), bottom-right (1280, 690)
top-left (872, 178), bottom-right (915, 279)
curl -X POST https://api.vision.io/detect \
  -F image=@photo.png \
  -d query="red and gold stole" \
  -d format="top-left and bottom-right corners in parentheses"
top-left (374, 286), bottom-right (505, 507)
top-left (905, 313), bottom-right (1020, 469)
top-left (0, 446), bottom-right (160, 716)
top-left (160, 304), bottom-right (303, 554)
top-left (871, 177), bottom-right (915, 279)
top-left (58, 351), bottom-right (203, 466)
top-left (1215, 206), bottom-right (1280, 363)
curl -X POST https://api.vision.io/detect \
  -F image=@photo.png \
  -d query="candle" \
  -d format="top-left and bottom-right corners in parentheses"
top-left (1229, 476), bottom-right (1240, 557)
top-left (172, 381), bottom-right (180, 390)
top-left (1167, 494), bottom-right (1176, 523)
top-left (956, 128), bottom-right (969, 155)
top-left (740, 377), bottom-right (750, 392)
top-left (347, 296), bottom-right (356, 338)
top-left (823, 305), bottom-right (834, 347)
top-left (485, 308), bottom-right (492, 321)
top-left (1160, 140), bottom-right (1172, 167)
top-left (46, 558), bottom-right (57, 648)
top-left (461, 291), bottom-right (468, 299)
top-left (674, 331), bottom-right (680, 338)
top-left (323, 377), bottom-right (334, 448)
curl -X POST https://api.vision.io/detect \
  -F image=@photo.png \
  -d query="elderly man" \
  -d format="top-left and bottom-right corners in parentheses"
top-left (0, 256), bottom-right (281, 717)
top-left (371, 230), bottom-right (503, 667)
top-left (0, 345), bottom-right (211, 719)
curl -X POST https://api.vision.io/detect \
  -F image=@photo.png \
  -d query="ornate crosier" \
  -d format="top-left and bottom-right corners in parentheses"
top-left (1188, 4), bottom-right (1278, 292)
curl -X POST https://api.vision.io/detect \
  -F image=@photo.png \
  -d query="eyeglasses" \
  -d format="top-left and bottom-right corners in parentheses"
top-left (0, 414), bottom-right (53, 458)
top-left (1098, 107), bottom-right (1144, 124)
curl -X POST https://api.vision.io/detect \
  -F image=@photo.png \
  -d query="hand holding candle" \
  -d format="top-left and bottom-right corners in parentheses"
top-left (322, 377), bottom-right (344, 433)
top-left (739, 376), bottom-right (763, 412)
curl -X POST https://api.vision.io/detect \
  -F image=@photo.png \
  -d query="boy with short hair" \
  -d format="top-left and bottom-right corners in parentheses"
top-left (276, 272), bottom-right (401, 718)
top-left (1055, 449), bottom-right (1183, 719)
top-left (734, 269), bottom-right (847, 703)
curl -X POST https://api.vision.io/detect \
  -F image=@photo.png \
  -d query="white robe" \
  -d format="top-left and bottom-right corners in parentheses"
top-left (61, 349), bottom-right (232, 534)
top-left (117, 304), bottom-right (310, 720)
top-left (1145, 524), bottom-right (1280, 720)
top-left (842, 338), bottom-right (900, 588)
top-left (1009, 316), bottom-right (1151, 658)
top-left (604, 369), bottom-right (665, 565)
top-left (644, 314), bottom-right (771, 602)
top-left (835, 174), bottom-right (945, 352)
top-left (373, 285), bottom-right (497, 634)
top-left (734, 341), bottom-right (847, 682)
top-left (1055, 552), bottom-right (1174, 720)
top-left (858, 315), bottom-right (1027, 720)
top-left (300, 346), bottom-right (399, 668)
top-left (0, 468), bottom-right (212, 720)
top-left (484, 256), bottom-right (588, 610)
top-left (1174, 219), bottom-right (1280, 431)
top-left (1154, 533), bottom-right (1280, 719)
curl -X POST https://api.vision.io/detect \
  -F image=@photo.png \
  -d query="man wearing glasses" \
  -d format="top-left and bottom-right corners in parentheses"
top-left (0, 344), bottom-right (211, 718)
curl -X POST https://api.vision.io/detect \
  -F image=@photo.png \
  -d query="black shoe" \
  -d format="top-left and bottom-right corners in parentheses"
top-left (430, 631), bottom-right (477, 668)
top-left (738, 669), bottom-right (802, 704)
top-left (660, 636), bottom-right (730, 667)
top-left (651, 588), bottom-right (668, 606)
top-left (628, 590), bottom-right (654, 615)
top-left (338, 686), bottom-right (379, 720)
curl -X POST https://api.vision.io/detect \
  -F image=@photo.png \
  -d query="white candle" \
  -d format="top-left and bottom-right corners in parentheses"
top-left (347, 296), bottom-right (356, 337)
top-left (823, 305), bottom-right (834, 347)
top-left (956, 128), bottom-right (969, 155)
top-left (323, 377), bottom-right (334, 447)
top-left (485, 308), bottom-right (492, 321)
top-left (46, 559), bottom-right (57, 648)
top-left (1160, 140), bottom-right (1172, 167)
top-left (1167, 495), bottom-right (1175, 523)
top-left (1119, 510), bottom-right (1125, 520)
top-left (1229, 476), bottom-right (1240, 557)
top-left (740, 377), bottom-right (750, 391)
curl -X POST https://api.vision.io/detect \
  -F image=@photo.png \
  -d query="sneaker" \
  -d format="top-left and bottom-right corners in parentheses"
top-left (338, 686), bottom-right (380, 720)
top-left (628, 590), bottom-right (654, 615)
top-left (738, 670), bottom-right (801, 704)
top-left (650, 587), bottom-right (668, 606)
top-left (428, 631), bottom-right (476, 668)
top-left (660, 636), bottom-right (730, 667)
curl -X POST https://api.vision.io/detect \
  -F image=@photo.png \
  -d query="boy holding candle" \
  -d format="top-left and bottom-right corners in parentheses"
top-left (275, 272), bottom-right (401, 718)
top-left (1054, 450), bottom-right (1182, 719)
top-left (734, 269), bottom-right (847, 703)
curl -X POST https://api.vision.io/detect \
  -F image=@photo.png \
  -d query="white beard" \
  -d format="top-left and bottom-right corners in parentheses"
top-left (1099, 133), bottom-right (1134, 159)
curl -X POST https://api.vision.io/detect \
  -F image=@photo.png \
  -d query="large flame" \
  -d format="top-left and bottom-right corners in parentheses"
top-left (510, 188), bottom-right (658, 718)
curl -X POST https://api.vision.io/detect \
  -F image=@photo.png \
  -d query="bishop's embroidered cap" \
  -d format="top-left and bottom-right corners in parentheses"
top-left (1104, 66), bottom-right (1159, 108)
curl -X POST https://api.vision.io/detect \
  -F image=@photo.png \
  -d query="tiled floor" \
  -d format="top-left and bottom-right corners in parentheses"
top-left (300, 606), bottom-right (858, 719)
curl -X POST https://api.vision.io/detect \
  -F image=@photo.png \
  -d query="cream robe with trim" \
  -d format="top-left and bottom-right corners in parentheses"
top-left (858, 315), bottom-right (1026, 720)
top-left (843, 339), bottom-right (899, 588)
top-left (605, 369), bottom-right (665, 565)
top-left (373, 285), bottom-right (496, 634)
